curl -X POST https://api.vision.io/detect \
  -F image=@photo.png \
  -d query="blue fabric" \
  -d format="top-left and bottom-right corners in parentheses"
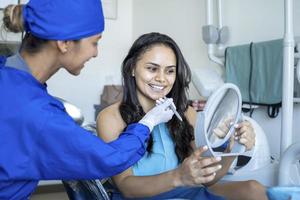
top-left (0, 55), bottom-right (150, 200)
top-left (111, 186), bottom-right (225, 200)
top-left (267, 187), bottom-right (300, 200)
top-left (23, 0), bottom-right (105, 40)
top-left (128, 124), bottom-right (224, 200)
top-left (132, 124), bottom-right (178, 176)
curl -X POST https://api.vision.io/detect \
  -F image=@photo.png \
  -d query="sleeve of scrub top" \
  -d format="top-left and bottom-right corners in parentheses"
top-left (23, 103), bottom-right (149, 180)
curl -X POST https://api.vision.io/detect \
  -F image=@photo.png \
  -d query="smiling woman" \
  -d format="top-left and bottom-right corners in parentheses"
top-left (96, 32), bottom-right (224, 200)
top-left (97, 32), bottom-right (267, 200)
top-left (59, 34), bottom-right (101, 76)
top-left (133, 45), bottom-right (177, 108)
top-left (117, 32), bottom-right (194, 161)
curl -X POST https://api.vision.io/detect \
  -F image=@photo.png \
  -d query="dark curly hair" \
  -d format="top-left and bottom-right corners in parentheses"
top-left (119, 32), bottom-right (194, 162)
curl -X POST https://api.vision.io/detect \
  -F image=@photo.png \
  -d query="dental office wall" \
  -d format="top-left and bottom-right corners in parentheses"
top-left (1, 0), bottom-right (300, 159)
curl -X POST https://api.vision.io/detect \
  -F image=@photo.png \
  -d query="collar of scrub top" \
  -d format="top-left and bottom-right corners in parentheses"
top-left (6, 52), bottom-right (31, 73)
top-left (23, 0), bottom-right (105, 40)
top-left (5, 53), bottom-right (48, 88)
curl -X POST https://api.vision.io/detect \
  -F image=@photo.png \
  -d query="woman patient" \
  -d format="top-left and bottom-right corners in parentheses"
top-left (97, 32), bottom-right (267, 200)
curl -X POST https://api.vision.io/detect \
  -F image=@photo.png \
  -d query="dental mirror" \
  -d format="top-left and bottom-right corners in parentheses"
top-left (195, 83), bottom-right (246, 157)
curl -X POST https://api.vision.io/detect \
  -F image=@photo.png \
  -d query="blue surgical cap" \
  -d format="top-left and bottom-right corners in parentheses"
top-left (23, 0), bottom-right (105, 40)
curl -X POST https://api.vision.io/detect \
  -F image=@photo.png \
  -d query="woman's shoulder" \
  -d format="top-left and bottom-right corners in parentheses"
top-left (96, 101), bottom-right (127, 142)
top-left (98, 101), bottom-right (122, 119)
top-left (184, 105), bottom-right (198, 127)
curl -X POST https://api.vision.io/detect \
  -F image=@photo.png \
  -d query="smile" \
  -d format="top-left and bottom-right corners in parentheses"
top-left (149, 84), bottom-right (165, 91)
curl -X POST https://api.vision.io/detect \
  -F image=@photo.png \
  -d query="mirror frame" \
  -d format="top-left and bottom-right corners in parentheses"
top-left (195, 83), bottom-right (246, 157)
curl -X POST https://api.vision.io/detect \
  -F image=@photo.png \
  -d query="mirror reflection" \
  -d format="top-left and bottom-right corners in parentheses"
top-left (206, 89), bottom-right (239, 149)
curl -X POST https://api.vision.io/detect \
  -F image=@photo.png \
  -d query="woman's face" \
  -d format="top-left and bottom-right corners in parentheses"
top-left (62, 34), bottom-right (102, 75)
top-left (134, 45), bottom-right (177, 105)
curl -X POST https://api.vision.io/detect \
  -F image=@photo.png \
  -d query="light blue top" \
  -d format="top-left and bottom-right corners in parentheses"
top-left (132, 123), bottom-right (179, 176)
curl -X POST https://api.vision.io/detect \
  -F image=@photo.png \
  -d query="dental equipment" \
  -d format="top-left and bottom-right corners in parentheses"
top-left (169, 103), bottom-right (183, 121)
top-left (55, 97), bottom-right (84, 125)
top-left (162, 97), bottom-right (182, 121)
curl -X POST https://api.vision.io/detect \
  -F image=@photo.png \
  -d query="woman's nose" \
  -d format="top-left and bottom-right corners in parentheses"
top-left (155, 72), bottom-right (166, 82)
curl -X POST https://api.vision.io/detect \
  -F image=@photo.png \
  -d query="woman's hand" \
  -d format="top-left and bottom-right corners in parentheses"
top-left (212, 118), bottom-right (256, 151)
top-left (173, 146), bottom-right (222, 187)
top-left (234, 120), bottom-right (256, 151)
top-left (213, 117), bottom-right (233, 138)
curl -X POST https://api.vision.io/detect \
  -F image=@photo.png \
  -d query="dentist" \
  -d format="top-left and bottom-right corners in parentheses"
top-left (0, 0), bottom-right (174, 199)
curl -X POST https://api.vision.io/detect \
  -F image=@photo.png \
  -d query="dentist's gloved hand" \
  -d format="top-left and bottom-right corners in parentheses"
top-left (139, 98), bottom-right (175, 132)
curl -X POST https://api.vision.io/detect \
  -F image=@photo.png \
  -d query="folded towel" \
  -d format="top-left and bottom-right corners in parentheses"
top-left (225, 39), bottom-right (283, 105)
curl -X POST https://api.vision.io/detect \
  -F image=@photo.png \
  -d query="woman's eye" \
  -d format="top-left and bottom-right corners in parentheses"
top-left (166, 69), bottom-right (175, 74)
top-left (146, 67), bottom-right (157, 72)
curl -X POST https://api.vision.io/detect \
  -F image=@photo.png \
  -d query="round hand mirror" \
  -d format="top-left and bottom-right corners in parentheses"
top-left (195, 83), bottom-right (246, 157)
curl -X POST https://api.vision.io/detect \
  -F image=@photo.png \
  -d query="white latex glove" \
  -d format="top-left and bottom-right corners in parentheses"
top-left (139, 98), bottom-right (174, 131)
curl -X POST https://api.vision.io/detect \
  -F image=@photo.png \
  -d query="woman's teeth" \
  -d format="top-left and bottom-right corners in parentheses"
top-left (150, 84), bottom-right (164, 91)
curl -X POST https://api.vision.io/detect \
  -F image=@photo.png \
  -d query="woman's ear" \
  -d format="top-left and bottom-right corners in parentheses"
top-left (56, 41), bottom-right (70, 53)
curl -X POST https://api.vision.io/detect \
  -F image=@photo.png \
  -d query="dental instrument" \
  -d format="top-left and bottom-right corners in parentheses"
top-left (162, 97), bottom-right (183, 121)
top-left (169, 102), bottom-right (183, 121)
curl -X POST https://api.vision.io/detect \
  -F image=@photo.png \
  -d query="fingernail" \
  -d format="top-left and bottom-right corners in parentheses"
top-left (203, 146), bottom-right (208, 150)
top-left (215, 157), bottom-right (221, 161)
top-left (213, 172), bottom-right (216, 176)
top-left (218, 165), bottom-right (222, 169)
top-left (235, 136), bottom-right (239, 140)
top-left (234, 124), bottom-right (239, 128)
top-left (229, 122), bottom-right (234, 126)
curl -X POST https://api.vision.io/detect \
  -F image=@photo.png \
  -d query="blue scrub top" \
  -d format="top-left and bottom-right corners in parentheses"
top-left (0, 55), bottom-right (149, 200)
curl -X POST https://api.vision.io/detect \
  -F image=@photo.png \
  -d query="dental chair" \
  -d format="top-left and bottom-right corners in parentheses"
top-left (56, 98), bottom-right (112, 200)
top-left (63, 178), bottom-right (110, 200)
top-left (63, 123), bottom-right (114, 200)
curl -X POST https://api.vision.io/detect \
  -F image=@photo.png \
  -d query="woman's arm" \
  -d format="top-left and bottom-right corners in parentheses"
top-left (97, 103), bottom-right (180, 197)
top-left (97, 104), bottom-right (221, 198)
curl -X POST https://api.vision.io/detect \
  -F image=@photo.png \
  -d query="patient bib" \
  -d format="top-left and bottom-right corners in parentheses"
top-left (132, 123), bottom-right (178, 176)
